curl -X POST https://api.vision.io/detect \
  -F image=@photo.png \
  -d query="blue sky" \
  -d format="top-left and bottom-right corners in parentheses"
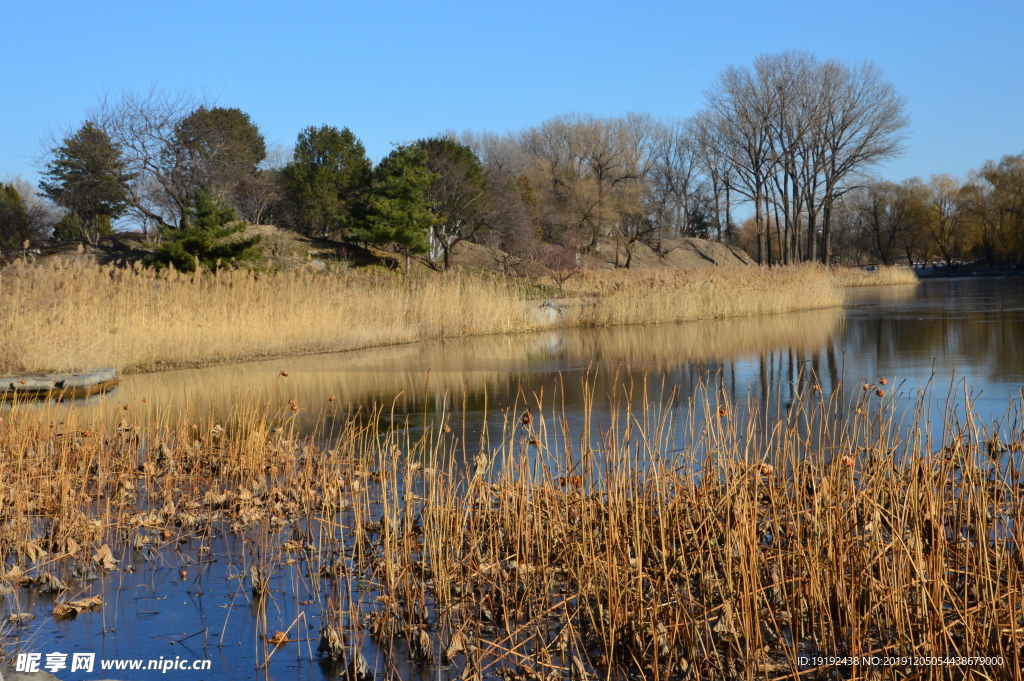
top-left (2, 0), bottom-right (1022, 185)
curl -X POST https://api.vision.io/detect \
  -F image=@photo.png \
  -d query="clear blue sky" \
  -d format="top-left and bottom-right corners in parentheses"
top-left (2, 0), bottom-right (1022, 185)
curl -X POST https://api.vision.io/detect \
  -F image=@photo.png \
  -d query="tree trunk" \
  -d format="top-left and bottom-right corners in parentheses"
top-left (806, 206), bottom-right (817, 263)
top-left (724, 183), bottom-right (732, 241)
top-left (820, 195), bottom-right (833, 264)
top-left (755, 187), bottom-right (766, 266)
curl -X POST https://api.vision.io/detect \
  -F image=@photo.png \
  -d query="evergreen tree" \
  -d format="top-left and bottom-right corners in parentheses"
top-left (145, 190), bottom-right (261, 272)
top-left (40, 122), bottom-right (133, 242)
top-left (0, 184), bottom-right (32, 250)
top-left (414, 137), bottom-right (488, 270)
top-left (355, 145), bottom-right (438, 273)
top-left (282, 126), bottom-right (372, 238)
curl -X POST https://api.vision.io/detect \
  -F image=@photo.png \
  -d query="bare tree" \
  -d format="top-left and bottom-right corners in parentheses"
top-left (815, 59), bottom-right (910, 263)
top-left (647, 120), bottom-right (707, 243)
top-left (515, 113), bottom-right (657, 267)
top-left (89, 88), bottom-right (205, 229)
top-left (235, 145), bottom-right (289, 225)
top-left (703, 63), bottom-right (778, 264)
top-left (842, 179), bottom-right (927, 264)
top-left (688, 111), bottom-right (735, 242)
top-left (540, 239), bottom-right (582, 294)
top-left (697, 52), bottom-right (908, 265)
top-left (89, 88), bottom-right (270, 232)
top-left (926, 175), bottom-right (971, 270)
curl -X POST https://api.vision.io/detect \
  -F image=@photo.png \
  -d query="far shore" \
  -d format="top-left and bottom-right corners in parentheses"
top-left (0, 260), bottom-right (916, 376)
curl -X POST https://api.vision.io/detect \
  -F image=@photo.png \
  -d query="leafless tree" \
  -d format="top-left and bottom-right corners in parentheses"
top-left (89, 87), bottom-right (206, 229)
top-left (688, 111), bottom-right (735, 242)
top-left (815, 59), bottom-right (910, 262)
top-left (697, 51), bottom-right (908, 265)
top-left (647, 119), bottom-right (707, 243)
top-left (235, 145), bottom-right (290, 225)
top-left (926, 175), bottom-right (970, 269)
top-left (842, 179), bottom-right (926, 264)
top-left (541, 239), bottom-right (583, 294)
top-left (703, 63), bottom-right (777, 264)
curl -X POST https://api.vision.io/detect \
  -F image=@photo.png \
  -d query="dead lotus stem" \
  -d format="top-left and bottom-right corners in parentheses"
top-left (0, 379), bottom-right (1021, 678)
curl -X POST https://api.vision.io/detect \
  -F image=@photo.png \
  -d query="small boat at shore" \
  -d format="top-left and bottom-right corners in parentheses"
top-left (0, 368), bottom-right (119, 400)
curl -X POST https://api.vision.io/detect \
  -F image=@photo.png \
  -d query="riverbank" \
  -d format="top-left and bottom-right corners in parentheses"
top-left (0, 261), bottom-right (909, 374)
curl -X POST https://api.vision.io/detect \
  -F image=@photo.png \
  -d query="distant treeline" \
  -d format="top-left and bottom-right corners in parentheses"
top-left (2, 50), bottom-right (1023, 269)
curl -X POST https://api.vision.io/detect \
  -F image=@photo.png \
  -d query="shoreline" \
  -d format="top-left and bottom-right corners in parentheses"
top-left (0, 262), bottom-right (913, 376)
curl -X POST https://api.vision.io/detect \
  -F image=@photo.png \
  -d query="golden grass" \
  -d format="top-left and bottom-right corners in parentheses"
top-left (569, 263), bottom-right (843, 326)
top-left (0, 260), bottom-right (847, 374)
top-left (0, 260), bottom-right (531, 373)
top-left (0, 380), bottom-right (1021, 677)
top-left (832, 264), bottom-right (920, 287)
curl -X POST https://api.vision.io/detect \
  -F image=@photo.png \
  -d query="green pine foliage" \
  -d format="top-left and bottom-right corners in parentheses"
top-left (354, 145), bottom-right (438, 272)
top-left (146, 191), bottom-right (262, 272)
top-left (282, 126), bottom-right (372, 238)
top-left (174, 107), bottom-right (267, 196)
top-left (53, 212), bottom-right (114, 241)
top-left (41, 122), bottom-right (132, 242)
top-left (0, 184), bottom-right (32, 250)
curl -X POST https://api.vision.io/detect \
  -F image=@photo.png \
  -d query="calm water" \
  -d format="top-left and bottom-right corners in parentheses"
top-left (7, 277), bottom-right (1024, 680)
top-left (36, 276), bottom-right (1024, 443)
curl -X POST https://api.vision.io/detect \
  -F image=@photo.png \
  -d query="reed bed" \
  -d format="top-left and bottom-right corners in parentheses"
top-left (0, 260), bottom-right (531, 373)
top-left (1, 380), bottom-right (1022, 680)
top-left (0, 261), bottom-right (848, 374)
top-left (568, 263), bottom-right (843, 327)
top-left (832, 265), bottom-right (920, 288)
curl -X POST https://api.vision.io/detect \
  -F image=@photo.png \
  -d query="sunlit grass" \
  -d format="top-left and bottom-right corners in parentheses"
top-left (832, 264), bottom-right (920, 287)
top-left (1, 261), bottom-right (847, 373)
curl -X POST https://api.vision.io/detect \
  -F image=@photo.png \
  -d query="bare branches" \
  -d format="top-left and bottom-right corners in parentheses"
top-left (89, 87), bottom-right (206, 230)
top-left (697, 51), bottom-right (909, 264)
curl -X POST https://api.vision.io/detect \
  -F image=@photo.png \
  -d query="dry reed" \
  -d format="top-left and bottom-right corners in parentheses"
top-left (567, 263), bottom-right (844, 328)
top-left (1, 260), bottom-right (846, 373)
top-left (0, 260), bottom-right (531, 373)
top-left (1, 379), bottom-right (1022, 679)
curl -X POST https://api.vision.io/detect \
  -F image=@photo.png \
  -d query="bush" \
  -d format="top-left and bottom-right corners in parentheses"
top-left (146, 191), bottom-right (262, 272)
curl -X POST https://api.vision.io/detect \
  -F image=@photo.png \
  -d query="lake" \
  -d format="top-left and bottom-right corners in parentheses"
top-left (6, 276), bottom-right (1024, 680)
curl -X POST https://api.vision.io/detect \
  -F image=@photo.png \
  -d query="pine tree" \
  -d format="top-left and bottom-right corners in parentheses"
top-left (41, 122), bottom-right (133, 243)
top-left (354, 145), bottom-right (438, 273)
top-left (174, 107), bottom-right (266, 202)
top-left (146, 191), bottom-right (261, 272)
top-left (282, 126), bottom-right (372, 238)
top-left (0, 184), bottom-right (31, 250)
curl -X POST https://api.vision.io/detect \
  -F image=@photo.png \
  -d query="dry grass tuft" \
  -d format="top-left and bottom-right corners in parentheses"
top-left (571, 263), bottom-right (843, 326)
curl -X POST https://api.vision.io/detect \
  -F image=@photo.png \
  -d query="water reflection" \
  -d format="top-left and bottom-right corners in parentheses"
top-left (10, 278), bottom-right (1024, 439)
top-left (9, 278), bottom-right (1024, 681)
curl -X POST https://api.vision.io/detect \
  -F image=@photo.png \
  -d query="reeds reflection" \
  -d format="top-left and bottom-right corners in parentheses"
top-left (47, 305), bottom-right (843, 430)
top-left (9, 278), bottom-right (1024, 449)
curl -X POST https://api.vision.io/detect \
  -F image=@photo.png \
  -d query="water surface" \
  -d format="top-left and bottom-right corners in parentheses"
top-left (6, 277), bottom-right (1024, 680)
